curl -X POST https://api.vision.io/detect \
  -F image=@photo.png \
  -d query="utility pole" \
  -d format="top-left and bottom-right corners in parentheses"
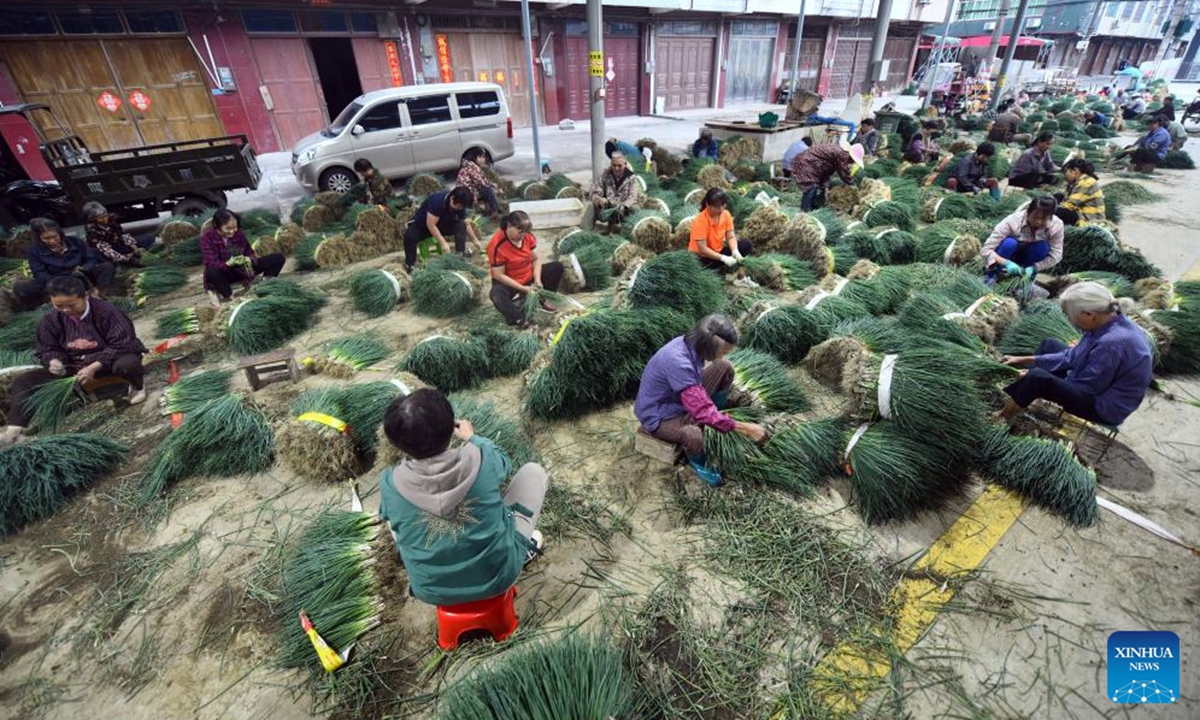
top-left (787, 0), bottom-right (808, 97)
top-left (587, 0), bottom-right (605, 182)
top-left (921, 0), bottom-right (958, 110)
top-left (990, 0), bottom-right (1031, 109)
top-left (862, 0), bottom-right (895, 95)
top-left (520, 0), bottom-right (542, 180)
top-left (983, 0), bottom-right (1011, 80)
top-left (1150, 0), bottom-right (1188, 73)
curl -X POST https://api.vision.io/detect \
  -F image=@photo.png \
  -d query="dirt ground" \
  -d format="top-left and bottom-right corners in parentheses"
top-left (1, 135), bottom-right (1199, 719)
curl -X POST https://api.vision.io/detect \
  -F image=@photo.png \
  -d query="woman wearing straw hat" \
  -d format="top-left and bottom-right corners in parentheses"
top-left (635, 314), bottom-right (767, 486)
top-left (998, 282), bottom-right (1152, 425)
top-left (789, 140), bottom-right (864, 211)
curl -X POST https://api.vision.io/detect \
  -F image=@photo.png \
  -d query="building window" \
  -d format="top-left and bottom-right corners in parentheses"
top-left (125, 10), bottom-right (183, 34)
top-left (1133, 2), bottom-right (1148, 21)
top-left (57, 11), bottom-right (124, 35)
top-left (732, 20), bottom-right (777, 36)
top-left (300, 10), bottom-right (348, 33)
top-left (455, 91), bottom-right (500, 118)
top-left (0, 10), bottom-right (56, 35)
top-left (349, 12), bottom-right (377, 34)
top-left (607, 22), bottom-right (639, 37)
top-left (1106, 2), bottom-right (1120, 17)
top-left (1121, 2), bottom-right (1135, 19)
top-left (242, 9), bottom-right (297, 33)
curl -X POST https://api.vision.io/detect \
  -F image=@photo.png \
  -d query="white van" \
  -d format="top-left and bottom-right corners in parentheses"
top-left (291, 82), bottom-right (515, 192)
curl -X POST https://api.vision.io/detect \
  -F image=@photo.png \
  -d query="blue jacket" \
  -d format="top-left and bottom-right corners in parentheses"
top-left (1035, 313), bottom-right (1152, 425)
top-left (1137, 127), bottom-right (1171, 159)
top-left (26, 234), bottom-right (98, 282)
top-left (692, 138), bottom-right (719, 160)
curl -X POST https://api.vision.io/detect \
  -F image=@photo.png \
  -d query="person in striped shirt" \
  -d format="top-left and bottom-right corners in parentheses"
top-left (3, 275), bottom-right (147, 447)
top-left (1054, 158), bottom-right (1105, 227)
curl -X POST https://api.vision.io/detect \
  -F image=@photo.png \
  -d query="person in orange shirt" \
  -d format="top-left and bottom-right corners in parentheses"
top-left (688, 188), bottom-right (752, 271)
top-left (488, 211), bottom-right (563, 328)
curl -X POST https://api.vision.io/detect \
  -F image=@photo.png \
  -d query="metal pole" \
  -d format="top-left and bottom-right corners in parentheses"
top-left (787, 0), bottom-right (807, 97)
top-left (520, 0), bottom-right (542, 179)
top-left (862, 0), bottom-right (895, 95)
top-left (991, 0), bottom-right (1031, 109)
top-left (587, 0), bottom-right (606, 181)
top-left (921, 0), bottom-right (957, 110)
top-left (983, 0), bottom-right (1011, 80)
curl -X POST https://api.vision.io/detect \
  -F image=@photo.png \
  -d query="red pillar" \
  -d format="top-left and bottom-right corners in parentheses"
top-left (818, 24), bottom-right (839, 96)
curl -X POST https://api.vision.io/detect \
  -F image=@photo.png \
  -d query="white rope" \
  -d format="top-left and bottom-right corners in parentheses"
top-left (964, 295), bottom-right (992, 317)
top-left (416, 334), bottom-right (452, 346)
top-left (1097, 495), bottom-right (1199, 554)
top-left (631, 214), bottom-right (656, 237)
top-left (629, 261), bottom-right (644, 287)
top-left (227, 299), bottom-right (251, 327)
top-left (941, 311), bottom-right (969, 320)
top-left (390, 378), bottom-right (411, 395)
top-left (450, 271), bottom-right (474, 292)
top-left (568, 253), bottom-right (586, 289)
top-left (756, 305), bottom-right (779, 323)
top-left (874, 227), bottom-right (895, 240)
top-left (933, 197), bottom-right (946, 219)
top-left (831, 277), bottom-right (850, 296)
top-left (805, 291), bottom-right (832, 310)
top-left (843, 422), bottom-right (871, 463)
top-left (558, 228), bottom-right (581, 246)
top-left (813, 216), bottom-right (827, 243)
top-left (0, 364), bottom-right (39, 378)
top-left (877, 354), bottom-right (898, 420)
top-left (380, 269), bottom-right (402, 300)
top-left (942, 238), bottom-right (959, 263)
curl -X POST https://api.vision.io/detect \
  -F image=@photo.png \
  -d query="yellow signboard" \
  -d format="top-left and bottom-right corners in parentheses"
top-left (589, 51), bottom-right (604, 77)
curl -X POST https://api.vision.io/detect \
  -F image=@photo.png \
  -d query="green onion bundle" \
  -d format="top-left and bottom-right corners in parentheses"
top-left (622, 250), bottom-right (725, 320)
top-left (740, 304), bottom-right (824, 364)
top-left (1068, 270), bottom-right (1135, 299)
top-left (408, 173), bottom-right (445, 196)
top-left (1154, 309), bottom-right (1200, 375)
top-left (410, 268), bottom-right (480, 318)
top-left (438, 633), bottom-right (632, 720)
top-left (1159, 150), bottom-right (1195, 170)
top-left (860, 200), bottom-right (915, 232)
top-left (276, 387), bottom-right (361, 482)
top-left (163, 369), bottom-right (232, 414)
top-left (524, 307), bottom-right (690, 420)
top-left (915, 224), bottom-right (982, 266)
top-left (996, 300), bottom-right (1081, 355)
top-left (623, 209), bottom-right (675, 254)
top-left (336, 381), bottom-right (404, 458)
top-left (837, 228), bottom-right (916, 266)
top-left (294, 234), bottom-right (326, 271)
top-left (397, 335), bottom-right (487, 392)
top-left (25, 376), bottom-right (83, 432)
top-left (739, 253), bottom-right (818, 292)
top-left (879, 176), bottom-right (921, 207)
top-left (836, 265), bottom-right (914, 315)
top-left (158, 219), bottom-right (201, 247)
top-left (139, 394), bottom-right (274, 501)
top-left (561, 243), bottom-right (615, 292)
top-left (449, 394), bottom-right (536, 468)
top-left (544, 173), bottom-right (582, 199)
top-left (472, 325), bottom-right (541, 378)
top-left (0, 433), bottom-right (127, 536)
top-left (842, 421), bottom-right (964, 524)
top-left (168, 236), bottom-right (203, 266)
top-left (800, 292), bottom-right (872, 337)
top-left (778, 213), bottom-right (834, 276)
top-left (349, 267), bottom-right (408, 317)
top-left (1101, 180), bottom-right (1161, 207)
top-left (923, 192), bottom-right (976, 222)
top-left (978, 427), bottom-right (1099, 526)
top-left (132, 265), bottom-right (189, 303)
top-left (739, 205), bottom-right (792, 252)
top-left (0, 311), bottom-right (41, 352)
top-left (747, 418), bottom-right (843, 494)
top-left (154, 307), bottom-right (201, 339)
top-left (225, 295), bottom-right (322, 356)
top-left (277, 509), bottom-right (381, 671)
top-left (809, 207), bottom-right (845, 244)
top-left (308, 335), bottom-right (391, 378)
top-left (556, 230), bottom-right (616, 258)
top-left (976, 192), bottom-right (1031, 224)
top-left (517, 179), bottom-right (550, 200)
top-left (896, 293), bottom-right (988, 351)
top-left (728, 348), bottom-right (809, 413)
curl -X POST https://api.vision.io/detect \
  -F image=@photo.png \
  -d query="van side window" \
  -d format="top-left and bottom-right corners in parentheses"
top-left (406, 95), bottom-right (453, 126)
top-left (456, 91), bottom-right (501, 118)
top-left (358, 103), bottom-right (401, 132)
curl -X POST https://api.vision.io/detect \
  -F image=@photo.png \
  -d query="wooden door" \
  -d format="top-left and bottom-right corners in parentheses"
top-left (882, 35), bottom-right (917, 92)
top-left (354, 38), bottom-right (397, 93)
top-left (829, 37), bottom-right (871, 99)
top-left (655, 37), bottom-right (714, 112)
top-left (103, 38), bottom-right (223, 146)
top-left (250, 37), bottom-right (325, 149)
top-left (443, 32), bottom-right (540, 128)
top-left (0, 40), bottom-right (140, 152)
top-left (564, 36), bottom-right (639, 120)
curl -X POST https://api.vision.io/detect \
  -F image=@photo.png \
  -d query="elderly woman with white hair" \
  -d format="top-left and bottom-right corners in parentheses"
top-left (999, 282), bottom-right (1153, 425)
top-left (82, 201), bottom-right (155, 268)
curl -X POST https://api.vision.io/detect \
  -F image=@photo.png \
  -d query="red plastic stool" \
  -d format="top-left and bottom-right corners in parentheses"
top-left (436, 586), bottom-right (519, 651)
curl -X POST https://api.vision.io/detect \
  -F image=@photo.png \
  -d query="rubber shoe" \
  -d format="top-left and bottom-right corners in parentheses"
top-left (524, 530), bottom-right (544, 567)
top-left (128, 388), bottom-right (147, 406)
top-left (689, 460), bottom-right (724, 487)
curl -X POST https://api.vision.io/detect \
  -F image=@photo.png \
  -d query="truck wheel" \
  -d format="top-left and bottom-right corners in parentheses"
top-left (173, 196), bottom-right (217, 218)
top-left (320, 167), bottom-right (356, 193)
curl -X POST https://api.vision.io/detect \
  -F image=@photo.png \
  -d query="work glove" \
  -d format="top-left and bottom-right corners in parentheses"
top-left (1003, 260), bottom-right (1022, 276)
top-left (1024, 266), bottom-right (1035, 280)
top-left (721, 255), bottom-right (738, 268)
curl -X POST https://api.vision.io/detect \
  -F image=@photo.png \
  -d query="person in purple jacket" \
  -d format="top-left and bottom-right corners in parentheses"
top-left (3, 275), bottom-right (147, 447)
top-left (634, 314), bottom-right (767, 486)
top-left (997, 282), bottom-right (1152, 426)
top-left (199, 209), bottom-right (285, 306)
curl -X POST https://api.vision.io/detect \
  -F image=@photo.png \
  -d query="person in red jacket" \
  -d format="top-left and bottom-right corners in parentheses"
top-left (199, 209), bottom-right (286, 305)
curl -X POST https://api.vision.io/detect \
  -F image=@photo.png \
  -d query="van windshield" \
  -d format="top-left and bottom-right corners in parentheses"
top-left (326, 101), bottom-right (364, 137)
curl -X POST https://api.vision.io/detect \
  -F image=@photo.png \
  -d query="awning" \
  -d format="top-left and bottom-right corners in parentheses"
top-left (958, 35), bottom-right (1048, 49)
top-left (919, 36), bottom-right (962, 50)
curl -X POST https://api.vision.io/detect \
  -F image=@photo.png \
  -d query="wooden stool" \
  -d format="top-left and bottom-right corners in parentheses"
top-left (635, 426), bottom-right (680, 465)
top-left (76, 375), bottom-right (132, 405)
top-left (1046, 406), bottom-right (1121, 465)
top-left (237, 348), bottom-right (300, 391)
top-left (436, 586), bottom-right (518, 651)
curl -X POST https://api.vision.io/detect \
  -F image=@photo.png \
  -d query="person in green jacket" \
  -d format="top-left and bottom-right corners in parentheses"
top-left (379, 388), bottom-right (547, 606)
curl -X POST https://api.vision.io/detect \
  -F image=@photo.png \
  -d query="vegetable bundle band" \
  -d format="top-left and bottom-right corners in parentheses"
top-left (349, 266), bottom-right (409, 317)
top-left (278, 381), bottom-right (404, 481)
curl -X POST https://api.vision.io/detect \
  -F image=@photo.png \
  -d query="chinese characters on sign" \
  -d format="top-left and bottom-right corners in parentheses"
top-left (589, 51), bottom-right (604, 77)
top-left (384, 42), bottom-right (404, 87)
top-left (128, 90), bottom-right (152, 112)
top-left (435, 35), bottom-right (454, 84)
top-left (96, 91), bottom-right (121, 114)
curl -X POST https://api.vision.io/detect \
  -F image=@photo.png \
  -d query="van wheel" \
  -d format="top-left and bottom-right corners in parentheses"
top-left (320, 167), bottom-right (357, 193)
top-left (172, 196), bottom-right (218, 218)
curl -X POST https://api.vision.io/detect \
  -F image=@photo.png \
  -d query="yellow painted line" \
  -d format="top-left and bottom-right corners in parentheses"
top-left (805, 485), bottom-right (1029, 715)
top-left (1180, 254), bottom-right (1200, 282)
